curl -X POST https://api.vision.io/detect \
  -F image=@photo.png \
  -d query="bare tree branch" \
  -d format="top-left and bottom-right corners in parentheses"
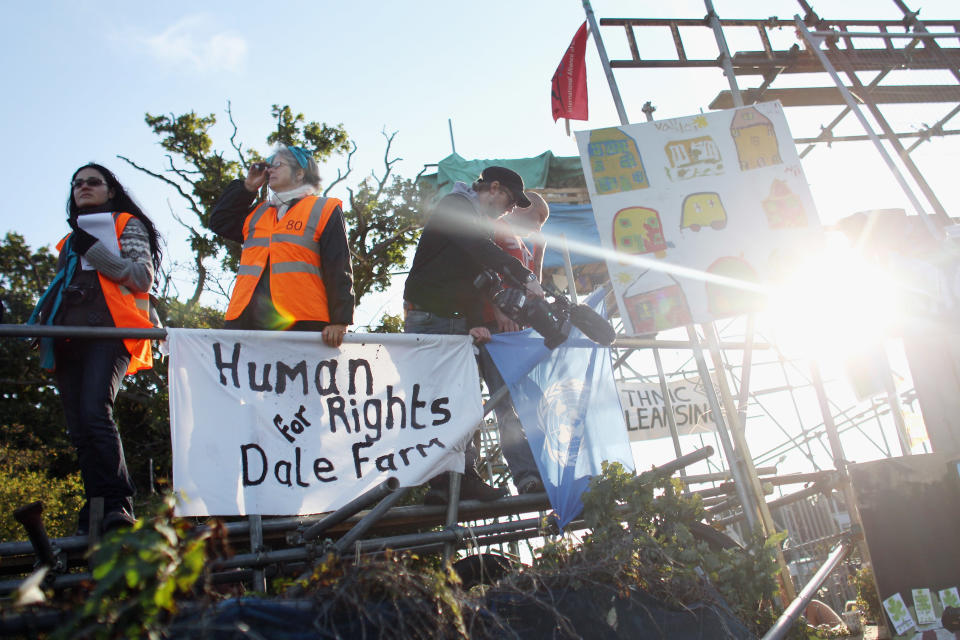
top-left (161, 200), bottom-right (208, 309)
top-left (187, 252), bottom-right (207, 310)
top-left (164, 199), bottom-right (198, 235)
top-left (204, 271), bottom-right (232, 301)
top-left (226, 100), bottom-right (248, 167)
top-left (164, 155), bottom-right (202, 185)
top-left (117, 154), bottom-right (203, 220)
top-left (371, 129), bottom-right (401, 201)
top-left (323, 141), bottom-right (357, 197)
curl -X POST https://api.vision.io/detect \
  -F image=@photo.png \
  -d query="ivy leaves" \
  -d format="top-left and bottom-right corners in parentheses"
top-left (54, 496), bottom-right (210, 640)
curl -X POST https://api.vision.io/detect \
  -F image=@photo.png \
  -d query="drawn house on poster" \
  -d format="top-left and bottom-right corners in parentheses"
top-left (730, 106), bottom-right (781, 170)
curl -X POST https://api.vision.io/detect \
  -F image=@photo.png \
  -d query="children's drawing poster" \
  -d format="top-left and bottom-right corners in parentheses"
top-left (575, 101), bottom-right (823, 335)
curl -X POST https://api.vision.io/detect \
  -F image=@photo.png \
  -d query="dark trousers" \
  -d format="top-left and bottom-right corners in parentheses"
top-left (54, 339), bottom-right (135, 527)
top-left (403, 307), bottom-right (539, 481)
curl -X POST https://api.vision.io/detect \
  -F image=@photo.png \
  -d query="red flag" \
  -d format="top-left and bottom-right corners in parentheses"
top-left (551, 22), bottom-right (589, 122)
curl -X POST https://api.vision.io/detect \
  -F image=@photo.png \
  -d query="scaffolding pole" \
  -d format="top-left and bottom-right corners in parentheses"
top-left (794, 16), bottom-right (945, 239)
top-left (582, 0), bottom-right (629, 125)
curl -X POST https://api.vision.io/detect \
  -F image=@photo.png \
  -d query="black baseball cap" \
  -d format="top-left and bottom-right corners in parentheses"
top-left (479, 166), bottom-right (531, 208)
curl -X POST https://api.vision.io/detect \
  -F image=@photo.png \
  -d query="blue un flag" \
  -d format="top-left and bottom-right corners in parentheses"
top-left (485, 289), bottom-right (634, 527)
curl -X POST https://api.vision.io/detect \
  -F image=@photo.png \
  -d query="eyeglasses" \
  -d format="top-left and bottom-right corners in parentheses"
top-left (72, 177), bottom-right (107, 189)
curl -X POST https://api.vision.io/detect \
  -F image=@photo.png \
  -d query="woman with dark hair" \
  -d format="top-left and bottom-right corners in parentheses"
top-left (209, 145), bottom-right (354, 347)
top-left (30, 163), bottom-right (163, 534)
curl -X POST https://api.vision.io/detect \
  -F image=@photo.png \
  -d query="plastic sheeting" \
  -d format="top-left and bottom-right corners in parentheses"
top-left (423, 152), bottom-right (586, 196)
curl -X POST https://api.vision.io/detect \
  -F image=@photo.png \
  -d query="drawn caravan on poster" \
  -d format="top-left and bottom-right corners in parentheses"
top-left (577, 101), bottom-right (823, 335)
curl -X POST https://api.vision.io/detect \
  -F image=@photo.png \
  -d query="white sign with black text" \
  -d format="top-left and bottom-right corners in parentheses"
top-left (168, 329), bottom-right (482, 516)
top-left (618, 378), bottom-right (717, 442)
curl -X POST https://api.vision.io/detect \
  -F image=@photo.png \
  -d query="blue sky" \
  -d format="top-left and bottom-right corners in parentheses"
top-left (3, 0), bottom-right (958, 328)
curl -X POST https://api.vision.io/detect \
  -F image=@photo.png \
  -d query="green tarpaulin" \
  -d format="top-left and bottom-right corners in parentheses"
top-left (421, 152), bottom-right (585, 198)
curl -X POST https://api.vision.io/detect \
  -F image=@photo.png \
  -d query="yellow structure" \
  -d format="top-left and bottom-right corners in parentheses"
top-left (664, 136), bottom-right (723, 181)
top-left (613, 206), bottom-right (667, 258)
top-left (681, 192), bottom-right (727, 231)
top-left (730, 107), bottom-right (781, 170)
top-left (587, 127), bottom-right (649, 194)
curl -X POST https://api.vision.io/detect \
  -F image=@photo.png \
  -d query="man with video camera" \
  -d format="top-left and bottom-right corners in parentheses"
top-left (403, 166), bottom-right (545, 502)
top-left (476, 191), bottom-right (551, 495)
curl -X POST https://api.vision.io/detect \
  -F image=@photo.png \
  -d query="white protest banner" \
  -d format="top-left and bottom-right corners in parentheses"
top-left (575, 101), bottom-right (823, 335)
top-left (618, 378), bottom-right (717, 442)
top-left (168, 329), bottom-right (482, 516)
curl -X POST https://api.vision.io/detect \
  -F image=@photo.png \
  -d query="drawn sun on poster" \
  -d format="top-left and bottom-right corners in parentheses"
top-left (538, 379), bottom-right (586, 467)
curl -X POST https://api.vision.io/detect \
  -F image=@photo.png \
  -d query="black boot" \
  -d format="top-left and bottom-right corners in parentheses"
top-left (460, 467), bottom-right (508, 501)
top-left (423, 469), bottom-right (507, 505)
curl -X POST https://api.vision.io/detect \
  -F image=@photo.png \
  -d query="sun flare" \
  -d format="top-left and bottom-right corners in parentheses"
top-left (764, 236), bottom-right (901, 361)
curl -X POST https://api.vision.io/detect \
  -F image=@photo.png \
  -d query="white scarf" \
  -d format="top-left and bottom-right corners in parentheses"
top-left (267, 184), bottom-right (317, 219)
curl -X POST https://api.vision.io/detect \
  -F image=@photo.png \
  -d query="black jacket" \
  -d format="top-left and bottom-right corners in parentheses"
top-left (209, 179), bottom-right (355, 329)
top-left (403, 190), bottom-right (533, 326)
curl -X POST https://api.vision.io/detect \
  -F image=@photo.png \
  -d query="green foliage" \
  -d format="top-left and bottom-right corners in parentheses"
top-left (130, 104), bottom-right (349, 304)
top-left (854, 565), bottom-right (882, 623)
top-left (0, 435), bottom-right (83, 540)
top-left (539, 461), bottom-right (785, 634)
top-left (371, 312), bottom-right (404, 334)
top-left (111, 296), bottom-right (225, 491)
top-left (53, 495), bottom-right (210, 640)
top-left (275, 551), bottom-right (488, 639)
top-left (143, 111), bottom-right (237, 216)
top-left (126, 102), bottom-right (419, 306)
top-left (0, 233), bottom-right (71, 463)
top-left (341, 132), bottom-right (425, 298)
top-left (267, 104), bottom-right (349, 159)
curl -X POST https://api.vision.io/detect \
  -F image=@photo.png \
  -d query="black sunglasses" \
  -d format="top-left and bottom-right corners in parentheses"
top-left (72, 177), bottom-right (107, 189)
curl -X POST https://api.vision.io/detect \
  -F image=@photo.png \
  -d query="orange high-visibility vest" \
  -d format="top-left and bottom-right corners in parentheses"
top-left (225, 196), bottom-right (341, 325)
top-left (57, 212), bottom-right (154, 375)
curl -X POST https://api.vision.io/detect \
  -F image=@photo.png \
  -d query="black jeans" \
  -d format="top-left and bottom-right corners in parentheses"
top-left (403, 308), bottom-right (539, 482)
top-left (54, 339), bottom-right (135, 527)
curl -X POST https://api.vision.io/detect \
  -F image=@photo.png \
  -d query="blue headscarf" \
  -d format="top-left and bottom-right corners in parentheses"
top-left (287, 145), bottom-right (312, 169)
top-left (268, 145), bottom-right (312, 169)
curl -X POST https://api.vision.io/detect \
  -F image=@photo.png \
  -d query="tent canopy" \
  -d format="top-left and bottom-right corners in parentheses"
top-left (422, 152), bottom-right (586, 195)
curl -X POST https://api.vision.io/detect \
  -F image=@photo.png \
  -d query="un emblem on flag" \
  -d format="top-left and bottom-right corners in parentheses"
top-left (538, 378), bottom-right (586, 467)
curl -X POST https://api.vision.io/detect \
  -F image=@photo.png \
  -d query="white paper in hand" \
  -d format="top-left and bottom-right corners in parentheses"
top-left (78, 213), bottom-right (121, 270)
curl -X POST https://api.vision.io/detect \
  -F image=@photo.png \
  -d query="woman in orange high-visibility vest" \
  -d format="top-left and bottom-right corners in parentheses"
top-left (30, 163), bottom-right (163, 536)
top-left (210, 145), bottom-right (355, 347)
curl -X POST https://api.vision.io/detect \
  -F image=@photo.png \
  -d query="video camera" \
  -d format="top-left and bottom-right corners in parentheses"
top-left (474, 269), bottom-right (616, 350)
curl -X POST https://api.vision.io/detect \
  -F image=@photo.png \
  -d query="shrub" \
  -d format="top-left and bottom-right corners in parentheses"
top-left (0, 441), bottom-right (84, 541)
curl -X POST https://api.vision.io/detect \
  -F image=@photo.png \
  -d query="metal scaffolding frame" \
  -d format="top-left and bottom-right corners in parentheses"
top-left (595, 0), bottom-right (960, 222)
top-left (570, 1), bottom-right (958, 625)
top-left (578, 0), bottom-right (948, 481)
